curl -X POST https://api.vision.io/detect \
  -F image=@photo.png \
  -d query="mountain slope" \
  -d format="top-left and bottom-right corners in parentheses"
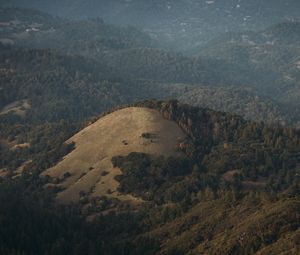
top-left (1, 100), bottom-right (300, 255)
top-left (43, 99), bottom-right (300, 207)
top-left (0, 7), bottom-right (273, 89)
top-left (43, 107), bottom-right (185, 203)
top-left (0, 46), bottom-right (288, 125)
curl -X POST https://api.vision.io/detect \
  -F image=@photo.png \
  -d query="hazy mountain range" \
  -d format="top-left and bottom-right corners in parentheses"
top-left (1, 0), bottom-right (300, 50)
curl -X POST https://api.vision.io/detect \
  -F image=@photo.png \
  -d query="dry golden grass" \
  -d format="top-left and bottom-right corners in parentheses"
top-left (43, 107), bottom-right (185, 204)
top-left (11, 143), bottom-right (30, 150)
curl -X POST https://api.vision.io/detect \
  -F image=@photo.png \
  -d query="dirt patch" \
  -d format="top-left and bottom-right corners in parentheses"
top-left (42, 107), bottom-right (186, 204)
top-left (0, 100), bottom-right (31, 117)
top-left (11, 143), bottom-right (30, 150)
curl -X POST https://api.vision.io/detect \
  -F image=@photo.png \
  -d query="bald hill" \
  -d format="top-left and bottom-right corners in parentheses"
top-left (43, 107), bottom-right (185, 204)
top-left (41, 99), bottom-right (300, 204)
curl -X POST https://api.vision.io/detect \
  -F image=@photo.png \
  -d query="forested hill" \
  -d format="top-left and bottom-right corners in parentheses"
top-left (0, 100), bottom-right (299, 254)
top-left (0, 45), bottom-right (287, 160)
top-left (2, 7), bottom-right (299, 107)
top-left (0, 45), bottom-right (289, 126)
top-left (0, 46), bottom-right (126, 122)
top-left (0, 45), bottom-right (294, 176)
top-left (0, 7), bottom-right (275, 89)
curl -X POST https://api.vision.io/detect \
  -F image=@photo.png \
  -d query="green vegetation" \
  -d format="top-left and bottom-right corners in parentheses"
top-left (112, 153), bottom-right (192, 203)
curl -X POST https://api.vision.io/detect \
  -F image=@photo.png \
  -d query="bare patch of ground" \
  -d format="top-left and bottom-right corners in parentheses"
top-left (11, 143), bottom-right (30, 150)
top-left (0, 168), bottom-right (8, 178)
top-left (0, 100), bottom-right (31, 117)
top-left (42, 107), bottom-right (185, 204)
top-left (0, 139), bottom-right (30, 151)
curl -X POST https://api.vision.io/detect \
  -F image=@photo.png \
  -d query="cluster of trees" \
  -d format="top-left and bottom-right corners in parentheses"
top-left (112, 153), bottom-right (192, 203)
top-left (0, 119), bottom-right (76, 172)
top-left (0, 176), bottom-right (160, 255)
top-left (170, 85), bottom-right (287, 124)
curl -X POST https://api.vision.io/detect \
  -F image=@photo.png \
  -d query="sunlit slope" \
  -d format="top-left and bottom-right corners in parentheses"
top-left (43, 107), bottom-right (185, 204)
